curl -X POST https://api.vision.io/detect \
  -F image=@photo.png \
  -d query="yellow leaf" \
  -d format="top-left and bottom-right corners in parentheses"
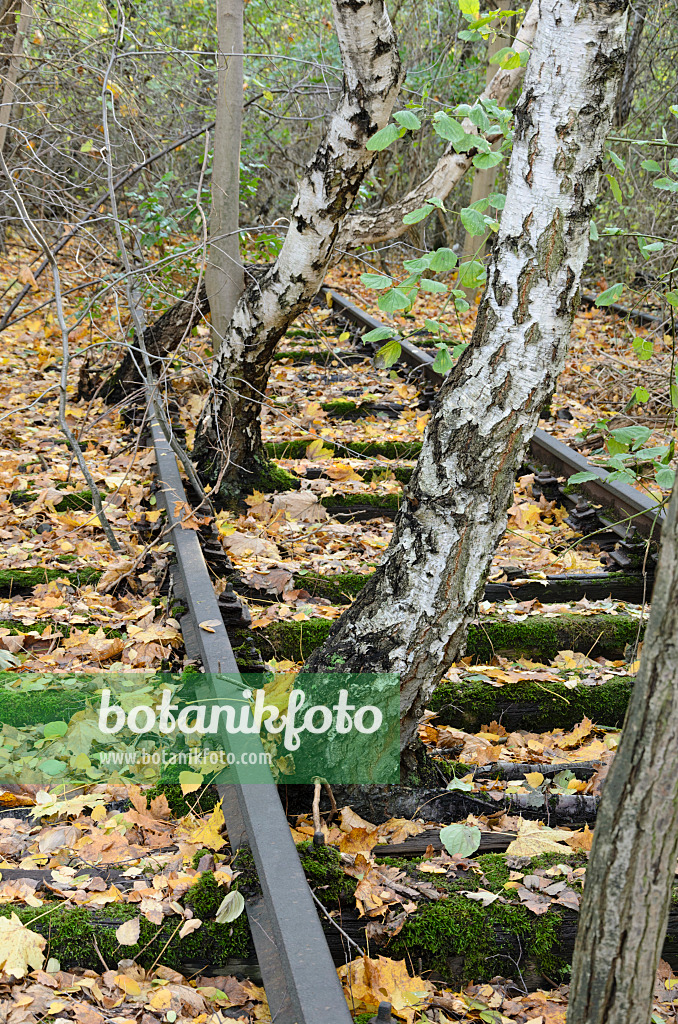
top-left (0, 913), bottom-right (46, 977)
top-left (179, 770), bottom-right (204, 796)
top-left (338, 956), bottom-right (433, 1023)
top-left (188, 804), bottom-right (227, 851)
top-left (524, 772), bottom-right (544, 788)
top-left (114, 974), bottom-right (141, 996)
top-left (506, 820), bottom-right (574, 858)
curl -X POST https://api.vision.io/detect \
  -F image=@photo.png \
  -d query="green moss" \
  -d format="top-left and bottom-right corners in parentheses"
top-left (429, 674), bottom-right (633, 731)
top-left (294, 571), bottom-right (372, 603)
top-left (0, 900), bottom-right (251, 971)
top-left (10, 489), bottom-right (94, 512)
top-left (143, 783), bottom-right (219, 818)
top-left (184, 870), bottom-right (224, 917)
top-left (0, 688), bottom-right (88, 727)
top-left (298, 842), bottom-right (358, 903)
top-left (466, 613), bottom-right (643, 663)
top-left (235, 618), bottom-right (333, 663)
top-left (321, 492), bottom-right (400, 512)
top-left (0, 567), bottom-right (101, 595)
top-left (265, 440), bottom-right (423, 461)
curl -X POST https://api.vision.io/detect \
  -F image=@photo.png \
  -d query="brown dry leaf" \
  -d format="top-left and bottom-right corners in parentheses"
top-left (0, 913), bottom-right (46, 977)
top-left (338, 827), bottom-right (381, 856)
top-left (338, 955), bottom-right (434, 1023)
top-left (557, 717), bottom-right (595, 749)
top-left (223, 530), bottom-right (280, 558)
top-left (564, 824), bottom-right (594, 852)
top-left (271, 491), bottom-right (327, 522)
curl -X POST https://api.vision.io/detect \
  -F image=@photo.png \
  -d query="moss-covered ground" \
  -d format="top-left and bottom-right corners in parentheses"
top-left (0, 566), bottom-right (101, 595)
top-left (264, 439), bottom-right (423, 461)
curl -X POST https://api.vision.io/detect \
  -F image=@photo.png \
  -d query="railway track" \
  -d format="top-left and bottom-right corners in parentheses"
top-left (309, 286), bottom-right (664, 602)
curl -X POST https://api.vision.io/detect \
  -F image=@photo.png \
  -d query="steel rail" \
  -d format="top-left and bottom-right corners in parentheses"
top-left (321, 286), bottom-right (665, 541)
top-left (150, 413), bottom-right (353, 1024)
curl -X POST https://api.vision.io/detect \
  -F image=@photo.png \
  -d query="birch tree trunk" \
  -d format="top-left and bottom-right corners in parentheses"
top-left (193, 0), bottom-right (402, 498)
top-left (336, 0), bottom-right (538, 250)
top-left (307, 0), bottom-right (629, 751)
top-left (567, 474), bottom-right (678, 1024)
top-left (206, 0), bottom-right (244, 348)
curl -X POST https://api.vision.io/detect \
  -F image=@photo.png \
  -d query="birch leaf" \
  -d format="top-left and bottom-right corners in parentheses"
top-left (115, 917), bottom-right (140, 945)
top-left (216, 890), bottom-right (245, 924)
top-left (439, 823), bottom-right (481, 857)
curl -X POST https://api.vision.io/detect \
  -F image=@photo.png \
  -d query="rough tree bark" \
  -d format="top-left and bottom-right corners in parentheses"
top-left (307, 0), bottom-right (629, 751)
top-left (192, 0), bottom-right (402, 498)
top-left (336, 0), bottom-right (538, 251)
top-left (567, 474), bottom-right (678, 1024)
top-left (206, 0), bottom-right (244, 347)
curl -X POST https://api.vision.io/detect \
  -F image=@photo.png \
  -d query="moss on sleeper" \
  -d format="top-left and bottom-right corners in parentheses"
top-left (264, 439), bottom-right (423, 461)
top-left (0, 566), bottom-right (101, 594)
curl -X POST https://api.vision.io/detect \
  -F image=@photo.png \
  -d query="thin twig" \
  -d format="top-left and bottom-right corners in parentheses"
top-left (0, 151), bottom-right (121, 552)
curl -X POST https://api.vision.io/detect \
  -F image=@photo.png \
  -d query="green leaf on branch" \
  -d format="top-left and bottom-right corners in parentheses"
top-left (488, 46), bottom-right (528, 69)
top-left (403, 255), bottom-right (433, 273)
top-left (420, 278), bottom-right (447, 293)
top-left (461, 207), bottom-right (487, 236)
top-left (378, 288), bottom-right (411, 313)
top-left (488, 192), bottom-right (506, 209)
top-left (439, 822), bottom-right (481, 857)
top-left (394, 110), bottom-right (422, 130)
top-left (567, 471), bottom-right (599, 484)
top-left (607, 151), bottom-right (625, 173)
top-left (360, 273), bottom-right (392, 290)
top-left (424, 318), bottom-right (450, 334)
top-left (458, 0), bottom-right (480, 20)
top-left (595, 283), bottom-right (624, 307)
top-left (402, 204), bottom-right (434, 225)
top-left (605, 173), bottom-right (623, 203)
top-left (432, 345), bottom-right (454, 375)
top-left (374, 338), bottom-right (403, 368)
top-left (457, 260), bottom-right (486, 289)
top-left (653, 177), bottom-right (678, 192)
top-left (589, 220), bottom-right (599, 241)
top-left (655, 466), bottom-right (676, 490)
top-left (666, 290), bottom-right (678, 307)
top-left (429, 247), bottom-right (458, 272)
top-left (362, 326), bottom-right (394, 344)
top-left (632, 336), bottom-right (654, 360)
top-left (469, 106), bottom-right (490, 132)
top-left (632, 386), bottom-right (650, 404)
top-left (641, 159), bottom-right (662, 172)
top-left (366, 123), bottom-right (404, 152)
top-left (473, 150), bottom-right (503, 170)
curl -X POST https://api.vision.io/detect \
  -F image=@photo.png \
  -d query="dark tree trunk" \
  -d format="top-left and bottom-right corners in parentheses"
top-left (568, 473), bottom-right (678, 1024)
top-left (615, 0), bottom-right (648, 127)
top-left (306, 0), bottom-right (630, 752)
top-left (102, 281), bottom-right (210, 406)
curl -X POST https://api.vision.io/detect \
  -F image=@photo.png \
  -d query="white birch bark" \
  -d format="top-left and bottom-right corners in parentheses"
top-left (193, 0), bottom-right (402, 496)
top-left (336, 0), bottom-right (538, 251)
top-left (307, 0), bottom-right (629, 751)
top-left (568, 471), bottom-right (678, 1024)
top-left (206, 0), bottom-right (245, 349)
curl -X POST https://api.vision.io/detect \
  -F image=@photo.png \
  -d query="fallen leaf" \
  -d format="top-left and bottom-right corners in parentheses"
top-left (115, 917), bottom-right (140, 945)
top-left (0, 913), bottom-right (46, 977)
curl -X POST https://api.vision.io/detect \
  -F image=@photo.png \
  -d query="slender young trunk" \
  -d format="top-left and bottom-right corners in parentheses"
top-left (307, 0), bottom-right (629, 752)
top-left (614, 0), bottom-right (648, 126)
top-left (461, 0), bottom-right (512, 280)
top-left (193, 0), bottom-right (402, 499)
top-left (0, 0), bottom-right (32, 156)
top-left (206, 0), bottom-right (244, 347)
top-left (337, 0), bottom-right (538, 250)
top-left (567, 475), bottom-right (678, 1024)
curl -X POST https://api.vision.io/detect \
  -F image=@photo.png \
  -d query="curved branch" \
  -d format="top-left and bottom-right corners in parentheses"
top-left (337, 0), bottom-right (539, 250)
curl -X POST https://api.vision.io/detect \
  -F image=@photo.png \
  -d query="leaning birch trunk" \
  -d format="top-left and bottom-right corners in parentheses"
top-left (336, 0), bottom-right (538, 250)
top-left (567, 474), bottom-right (678, 1024)
top-left (307, 0), bottom-right (629, 751)
top-left (206, 0), bottom-right (244, 348)
top-left (193, 0), bottom-right (402, 498)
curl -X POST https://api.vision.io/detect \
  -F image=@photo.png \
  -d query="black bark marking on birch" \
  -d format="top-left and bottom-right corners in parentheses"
top-left (513, 261), bottom-right (538, 325)
top-left (536, 209), bottom-right (565, 283)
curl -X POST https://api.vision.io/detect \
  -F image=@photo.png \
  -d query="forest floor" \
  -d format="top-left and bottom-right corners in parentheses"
top-left (0, 237), bottom-right (676, 1021)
